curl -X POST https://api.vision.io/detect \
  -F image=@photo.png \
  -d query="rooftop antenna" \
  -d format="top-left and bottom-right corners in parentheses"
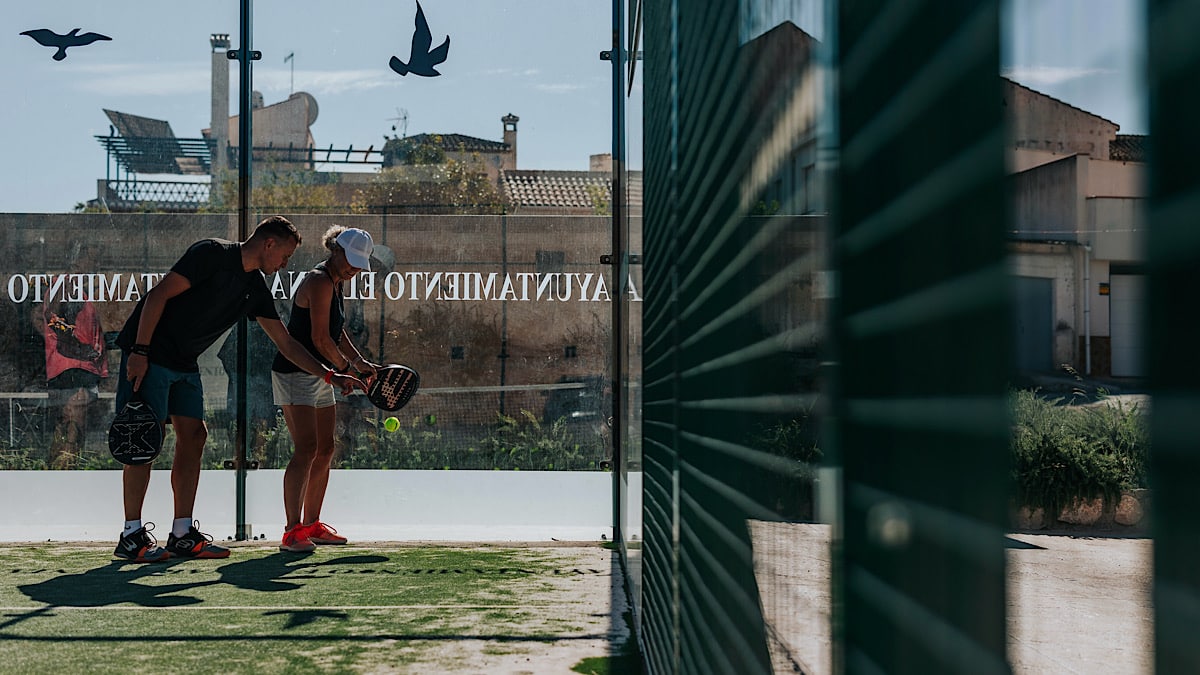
top-left (387, 107), bottom-right (409, 138)
top-left (284, 51), bottom-right (294, 95)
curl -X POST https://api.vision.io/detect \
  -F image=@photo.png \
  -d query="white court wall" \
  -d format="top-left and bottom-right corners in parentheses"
top-left (0, 470), bottom-right (612, 543)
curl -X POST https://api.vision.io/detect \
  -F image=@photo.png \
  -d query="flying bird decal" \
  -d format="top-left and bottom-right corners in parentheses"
top-left (20, 28), bottom-right (112, 61)
top-left (389, 1), bottom-right (449, 77)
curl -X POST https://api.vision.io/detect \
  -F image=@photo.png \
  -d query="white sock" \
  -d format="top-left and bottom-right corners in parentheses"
top-left (172, 518), bottom-right (193, 538)
top-left (123, 520), bottom-right (142, 536)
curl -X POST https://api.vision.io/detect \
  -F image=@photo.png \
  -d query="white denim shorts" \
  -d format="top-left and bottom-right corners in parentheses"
top-left (271, 370), bottom-right (336, 409)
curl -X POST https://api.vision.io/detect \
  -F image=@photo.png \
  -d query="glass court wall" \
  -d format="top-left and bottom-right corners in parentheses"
top-left (1, 1), bottom-right (616, 533)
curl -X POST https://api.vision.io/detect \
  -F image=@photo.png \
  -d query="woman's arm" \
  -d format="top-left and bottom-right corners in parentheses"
top-left (337, 328), bottom-right (380, 378)
top-left (304, 272), bottom-right (352, 371)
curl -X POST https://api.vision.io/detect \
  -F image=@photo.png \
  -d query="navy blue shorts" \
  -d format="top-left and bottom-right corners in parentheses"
top-left (116, 351), bottom-right (205, 422)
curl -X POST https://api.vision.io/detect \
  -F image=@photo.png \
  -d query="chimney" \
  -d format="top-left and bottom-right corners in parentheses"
top-left (502, 113), bottom-right (519, 170)
top-left (590, 153), bottom-right (613, 172)
top-left (209, 33), bottom-right (230, 177)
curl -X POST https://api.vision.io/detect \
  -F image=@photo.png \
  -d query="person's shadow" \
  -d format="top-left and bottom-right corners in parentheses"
top-left (212, 552), bottom-right (389, 592)
top-left (4, 559), bottom-right (212, 630)
top-left (4, 552), bottom-right (390, 632)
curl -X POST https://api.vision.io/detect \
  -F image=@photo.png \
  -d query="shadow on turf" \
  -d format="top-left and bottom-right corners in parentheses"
top-left (1, 553), bottom-right (390, 631)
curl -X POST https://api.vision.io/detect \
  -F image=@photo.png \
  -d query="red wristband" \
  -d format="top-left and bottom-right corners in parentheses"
top-left (324, 369), bottom-right (333, 384)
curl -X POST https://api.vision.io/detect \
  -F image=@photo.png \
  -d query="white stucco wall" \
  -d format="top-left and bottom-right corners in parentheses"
top-left (1088, 197), bottom-right (1145, 262)
top-left (1086, 159), bottom-right (1145, 198)
top-left (0, 470), bottom-right (613, 542)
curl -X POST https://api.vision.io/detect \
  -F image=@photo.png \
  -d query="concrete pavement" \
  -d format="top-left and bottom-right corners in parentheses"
top-left (751, 524), bottom-right (1152, 674)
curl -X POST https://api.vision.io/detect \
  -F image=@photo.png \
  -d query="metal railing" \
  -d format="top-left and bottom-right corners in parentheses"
top-left (101, 179), bottom-right (210, 211)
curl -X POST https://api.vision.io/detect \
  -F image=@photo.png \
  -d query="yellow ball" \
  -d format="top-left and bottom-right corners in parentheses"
top-left (383, 416), bottom-right (400, 432)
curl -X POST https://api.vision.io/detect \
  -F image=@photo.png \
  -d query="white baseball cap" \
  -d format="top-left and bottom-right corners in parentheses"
top-left (335, 228), bottom-right (374, 269)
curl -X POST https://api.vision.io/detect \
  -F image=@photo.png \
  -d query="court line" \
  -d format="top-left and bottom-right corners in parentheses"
top-left (0, 604), bottom-right (578, 611)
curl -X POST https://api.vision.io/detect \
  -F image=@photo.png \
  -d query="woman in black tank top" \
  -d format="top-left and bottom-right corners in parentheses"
top-left (270, 226), bottom-right (380, 552)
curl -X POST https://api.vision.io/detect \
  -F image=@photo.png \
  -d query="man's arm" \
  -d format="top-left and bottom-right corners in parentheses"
top-left (127, 271), bottom-right (192, 390)
top-left (257, 316), bottom-right (364, 394)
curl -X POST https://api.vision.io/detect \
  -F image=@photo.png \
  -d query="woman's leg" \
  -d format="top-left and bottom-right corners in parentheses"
top-left (281, 404), bottom-right (319, 528)
top-left (301, 404), bottom-right (337, 525)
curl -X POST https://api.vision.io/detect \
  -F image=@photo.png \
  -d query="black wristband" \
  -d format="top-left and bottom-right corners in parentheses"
top-left (129, 344), bottom-right (151, 356)
top-left (336, 362), bottom-right (352, 374)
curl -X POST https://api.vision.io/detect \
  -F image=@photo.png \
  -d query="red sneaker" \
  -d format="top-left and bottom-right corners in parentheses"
top-left (279, 524), bottom-right (316, 552)
top-left (303, 521), bottom-right (348, 545)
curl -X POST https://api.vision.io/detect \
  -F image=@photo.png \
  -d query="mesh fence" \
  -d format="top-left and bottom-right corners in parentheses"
top-left (228, 382), bottom-right (611, 472)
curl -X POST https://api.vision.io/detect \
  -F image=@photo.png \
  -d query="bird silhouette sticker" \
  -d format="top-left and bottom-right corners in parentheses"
top-left (389, 1), bottom-right (449, 77)
top-left (20, 28), bottom-right (112, 61)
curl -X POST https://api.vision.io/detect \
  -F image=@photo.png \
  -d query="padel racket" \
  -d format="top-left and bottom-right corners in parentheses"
top-left (108, 394), bottom-right (163, 465)
top-left (367, 364), bottom-right (421, 411)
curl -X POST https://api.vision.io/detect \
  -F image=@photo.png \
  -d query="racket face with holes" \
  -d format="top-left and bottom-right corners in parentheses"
top-left (367, 365), bottom-right (421, 411)
top-left (108, 399), bottom-right (163, 465)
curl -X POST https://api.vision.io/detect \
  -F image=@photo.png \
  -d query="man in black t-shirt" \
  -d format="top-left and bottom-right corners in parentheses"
top-left (112, 216), bottom-right (363, 563)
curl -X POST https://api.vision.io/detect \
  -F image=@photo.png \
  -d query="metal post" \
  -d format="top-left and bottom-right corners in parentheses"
top-left (232, 0), bottom-right (257, 542)
top-left (609, 0), bottom-right (627, 547)
top-left (499, 209), bottom-right (508, 415)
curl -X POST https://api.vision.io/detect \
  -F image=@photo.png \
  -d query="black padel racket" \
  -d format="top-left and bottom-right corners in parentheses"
top-left (367, 364), bottom-right (421, 411)
top-left (108, 395), bottom-right (163, 465)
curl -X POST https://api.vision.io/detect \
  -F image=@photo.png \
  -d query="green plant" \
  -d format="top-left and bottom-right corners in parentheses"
top-left (0, 448), bottom-right (48, 470)
top-left (480, 410), bottom-right (594, 471)
top-left (1010, 389), bottom-right (1149, 517)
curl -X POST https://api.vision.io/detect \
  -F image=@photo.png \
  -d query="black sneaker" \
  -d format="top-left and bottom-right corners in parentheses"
top-left (166, 521), bottom-right (230, 559)
top-left (114, 522), bottom-right (170, 562)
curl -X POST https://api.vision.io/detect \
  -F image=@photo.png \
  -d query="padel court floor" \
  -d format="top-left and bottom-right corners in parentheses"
top-left (0, 541), bottom-right (636, 674)
top-left (0, 532), bottom-right (1153, 674)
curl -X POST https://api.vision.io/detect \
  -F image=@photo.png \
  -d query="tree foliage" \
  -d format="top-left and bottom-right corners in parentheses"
top-left (202, 166), bottom-right (341, 213)
top-left (350, 157), bottom-right (508, 214)
top-left (382, 135), bottom-right (448, 166)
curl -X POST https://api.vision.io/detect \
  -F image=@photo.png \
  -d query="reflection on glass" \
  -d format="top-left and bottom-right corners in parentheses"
top-left (3, 2), bottom-right (616, 480)
top-left (619, 4), bottom-right (646, 623)
top-left (1003, 1), bottom-right (1151, 673)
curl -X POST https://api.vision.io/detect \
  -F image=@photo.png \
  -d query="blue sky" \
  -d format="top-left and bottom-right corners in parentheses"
top-left (1, 1), bottom-right (1144, 213)
top-left (1002, 0), bottom-right (1146, 133)
top-left (3, 1), bottom-right (624, 213)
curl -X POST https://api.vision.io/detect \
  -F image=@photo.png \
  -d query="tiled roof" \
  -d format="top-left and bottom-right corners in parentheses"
top-left (503, 170), bottom-right (611, 208)
top-left (1110, 134), bottom-right (1147, 162)
top-left (406, 133), bottom-right (509, 153)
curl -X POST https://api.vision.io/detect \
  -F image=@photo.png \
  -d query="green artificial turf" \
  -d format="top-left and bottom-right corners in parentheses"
top-left (0, 544), bottom-right (624, 673)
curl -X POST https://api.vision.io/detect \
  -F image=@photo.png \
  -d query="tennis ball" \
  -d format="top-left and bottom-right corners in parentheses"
top-left (383, 416), bottom-right (400, 432)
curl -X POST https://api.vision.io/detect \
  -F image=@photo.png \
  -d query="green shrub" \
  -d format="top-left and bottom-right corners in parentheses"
top-left (322, 409), bottom-right (602, 471)
top-left (1010, 389), bottom-right (1149, 516)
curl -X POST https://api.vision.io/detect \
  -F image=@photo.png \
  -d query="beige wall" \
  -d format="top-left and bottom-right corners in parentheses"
top-left (1004, 79), bottom-right (1119, 159)
top-left (229, 93), bottom-right (317, 168)
top-left (0, 213), bottom-right (626, 403)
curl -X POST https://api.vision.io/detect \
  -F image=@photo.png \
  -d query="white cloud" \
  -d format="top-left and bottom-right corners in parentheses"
top-left (65, 62), bottom-right (396, 97)
top-left (534, 83), bottom-right (587, 94)
top-left (69, 63), bottom-right (209, 96)
top-left (1001, 65), bottom-right (1115, 87)
top-left (260, 69), bottom-right (396, 95)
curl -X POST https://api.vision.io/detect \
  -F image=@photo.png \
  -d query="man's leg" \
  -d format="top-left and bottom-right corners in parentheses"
top-left (169, 415), bottom-right (208, 519)
top-left (114, 353), bottom-right (170, 562)
top-left (161, 371), bottom-right (228, 559)
top-left (123, 463), bottom-right (153, 521)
